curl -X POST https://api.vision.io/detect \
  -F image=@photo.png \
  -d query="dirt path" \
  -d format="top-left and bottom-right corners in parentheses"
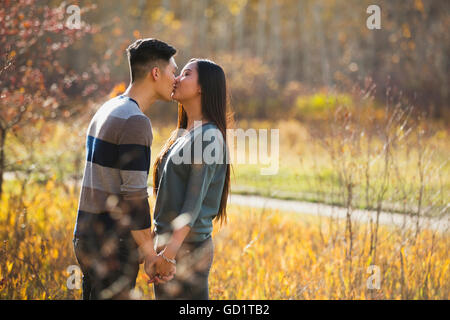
top-left (4, 173), bottom-right (448, 233)
top-left (228, 194), bottom-right (449, 233)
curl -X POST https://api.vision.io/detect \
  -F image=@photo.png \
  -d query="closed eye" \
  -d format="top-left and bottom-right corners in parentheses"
top-left (183, 68), bottom-right (192, 76)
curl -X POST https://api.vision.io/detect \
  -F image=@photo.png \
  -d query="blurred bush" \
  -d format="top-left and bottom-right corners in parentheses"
top-left (293, 92), bottom-right (353, 120)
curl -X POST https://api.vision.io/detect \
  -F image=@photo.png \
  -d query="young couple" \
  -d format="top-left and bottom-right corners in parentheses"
top-left (73, 38), bottom-right (231, 300)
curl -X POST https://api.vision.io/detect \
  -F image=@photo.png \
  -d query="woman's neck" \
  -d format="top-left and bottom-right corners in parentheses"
top-left (186, 115), bottom-right (205, 132)
top-left (183, 101), bottom-right (205, 131)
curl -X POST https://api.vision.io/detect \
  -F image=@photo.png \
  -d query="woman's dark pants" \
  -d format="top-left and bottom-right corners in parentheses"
top-left (154, 236), bottom-right (214, 300)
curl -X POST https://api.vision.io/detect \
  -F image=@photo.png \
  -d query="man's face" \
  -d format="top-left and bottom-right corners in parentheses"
top-left (154, 57), bottom-right (178, 101)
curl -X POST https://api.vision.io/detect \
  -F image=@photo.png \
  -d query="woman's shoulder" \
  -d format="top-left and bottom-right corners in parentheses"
top-left (188, 122), bottom-right (221, 139)
top-left (201, 123), bottom-right (225, 144)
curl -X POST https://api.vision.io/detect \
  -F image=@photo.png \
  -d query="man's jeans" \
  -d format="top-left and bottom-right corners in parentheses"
top-left (73, 234), bottom-right (140, 300)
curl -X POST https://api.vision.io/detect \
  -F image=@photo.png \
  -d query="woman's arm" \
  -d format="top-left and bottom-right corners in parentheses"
top-left (152, 226), bottom-right (188, 277)
top-left (133, 228), bottom-right (176, 283)
top-left (156, 162), bottom-right (215, 266)
top-left (155, 128), bottom-right (223, 272)
top-left (161, 225), bottom-right (191, 260)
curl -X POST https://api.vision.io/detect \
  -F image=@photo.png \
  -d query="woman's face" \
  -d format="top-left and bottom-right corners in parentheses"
top-left (171, 61), bottom-right (201, 103)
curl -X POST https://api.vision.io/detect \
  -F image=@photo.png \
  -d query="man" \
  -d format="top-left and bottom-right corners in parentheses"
top-left (73, 38), bottom-right (178, 299)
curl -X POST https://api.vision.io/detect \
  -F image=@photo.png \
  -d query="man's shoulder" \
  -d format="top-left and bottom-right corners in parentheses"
top-left (103, 96), bottom-right (145, 119)
top-left (94, 96), bottom-right (151, 125)
top-left (87, 96), bottom-right (152, 140)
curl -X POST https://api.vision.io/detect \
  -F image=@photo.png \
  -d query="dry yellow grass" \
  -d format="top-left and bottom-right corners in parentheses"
top-left (0, 180), bottom-right (448, 299)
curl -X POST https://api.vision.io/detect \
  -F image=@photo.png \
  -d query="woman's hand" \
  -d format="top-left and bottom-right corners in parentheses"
top-left (154, 254), bottom-right (176, 278)
top-left (149, 225), bottom-right (189, 284)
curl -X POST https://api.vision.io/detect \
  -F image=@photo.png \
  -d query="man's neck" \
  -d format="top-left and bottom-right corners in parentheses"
top-left (123, 82), bottom-right (157, 113)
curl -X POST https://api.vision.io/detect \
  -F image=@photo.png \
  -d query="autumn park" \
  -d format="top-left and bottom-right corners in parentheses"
top-left (0, 0), bottom-right (449, 303)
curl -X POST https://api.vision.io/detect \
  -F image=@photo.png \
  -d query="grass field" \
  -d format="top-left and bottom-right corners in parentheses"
top-left (0, 180), bottom-right (448, 299)
top-left (7, 117), bottom-right (448, 215)
top-left (1, 108), bottom-right (448, 299)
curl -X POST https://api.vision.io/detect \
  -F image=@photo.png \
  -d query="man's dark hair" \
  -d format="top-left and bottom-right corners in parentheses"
top-left (126, 38), bottom-right (176, 83)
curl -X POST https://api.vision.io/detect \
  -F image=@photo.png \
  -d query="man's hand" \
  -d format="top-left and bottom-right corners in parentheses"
top-left (143, 255), bottom-right (158, 282)
top-left (138, 247), bottom-right (145, 264)
top-left (151, 255), bottom-right (176, 284)
top-left (147, 225), bottom-right (190, 285)
top-left (144, 255), bottom-right (175, 284)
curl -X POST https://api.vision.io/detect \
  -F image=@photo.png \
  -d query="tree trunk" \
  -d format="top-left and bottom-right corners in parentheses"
top-left (0, 127), bottom-right (6, 197)
top-left (199, 0), bottom-right (208, 52)
top-left (269, 1), bottom-right (282, 73)
top-left (299, 0), bottom-right (311, 83)
top-left (286, 18), bottom-right (297, 83)
top-left (256, 0), bottom-right (267, 58)
top-left (313, 2), bottom-right (331, 86)
top-left (233, 2), bottom-right (246, 53)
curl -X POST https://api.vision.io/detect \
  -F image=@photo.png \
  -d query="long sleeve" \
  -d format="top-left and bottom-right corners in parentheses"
top-left (152, 123), bottom-right (227, 241)
top-left (179, 162), bottom-right (217, 228)
top-left (117, 115), bottom-right (153, 230)
top-left (179, 126), bottom-right (225, 227)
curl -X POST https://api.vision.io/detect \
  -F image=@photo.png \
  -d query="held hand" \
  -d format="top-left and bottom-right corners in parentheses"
top-left (150, 273), bottom-right (174, 285)
top-left (151, 255), bottom-right (176, 284)
top-left (143, 255), bottom-right (158, 283)
top-left (138, 247), bottom-right (145, 264)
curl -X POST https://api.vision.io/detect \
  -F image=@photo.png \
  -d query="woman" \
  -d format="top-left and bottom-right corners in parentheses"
top-left (151, 58), bottom-right (232, 299)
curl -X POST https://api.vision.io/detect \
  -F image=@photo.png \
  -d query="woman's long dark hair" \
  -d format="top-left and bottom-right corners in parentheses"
top-left (152, 58), bottom-right (233, 225)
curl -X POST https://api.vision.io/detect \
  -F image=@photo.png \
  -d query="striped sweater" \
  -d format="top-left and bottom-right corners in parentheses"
top-left (74, 95), bottom-right (153, 238)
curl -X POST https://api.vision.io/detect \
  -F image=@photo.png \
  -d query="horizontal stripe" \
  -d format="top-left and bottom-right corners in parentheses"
top-left (120, 188), bottom-right (148, 200)
top-left (109, 98), bottom-right (142, 119)
top-left (76, 96), bottom-right (153, 238)
top-left (88, 114), bottom-right (152, 146)
top-left (92, 96), bottom-right (141, 120)
top-left (81, 162), bottom-right (121, 194)
top-left (86, 135), bottom-right (118, 168)
top-left (120, 169), bottom-right (149, 198)
top-left (78, 184), bottom-right (148, 214)
top-left (78, 185), bottom-right (113, 214)
top-left (117, 115), bottom-right (153, 146)
top-left (87, 115), bottom-right (126, 145)
top-left (118, 143), bottom-right (151, 172)
top-left (86, 136), bottom-right (150, 171)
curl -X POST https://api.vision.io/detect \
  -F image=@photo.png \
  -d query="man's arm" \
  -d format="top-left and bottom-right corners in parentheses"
top-left (116, 115), bottom-right (167, 281)
top-left (116, 195), bottom-right (156, 259)
top-left (130, 227), bottom-right (159, 283)
top-left (131, 227), bottom-right (156, 260)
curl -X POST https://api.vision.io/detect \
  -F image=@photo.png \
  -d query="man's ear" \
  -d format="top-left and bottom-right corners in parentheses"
top-left (150, 66), bottom-right (160, 81)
